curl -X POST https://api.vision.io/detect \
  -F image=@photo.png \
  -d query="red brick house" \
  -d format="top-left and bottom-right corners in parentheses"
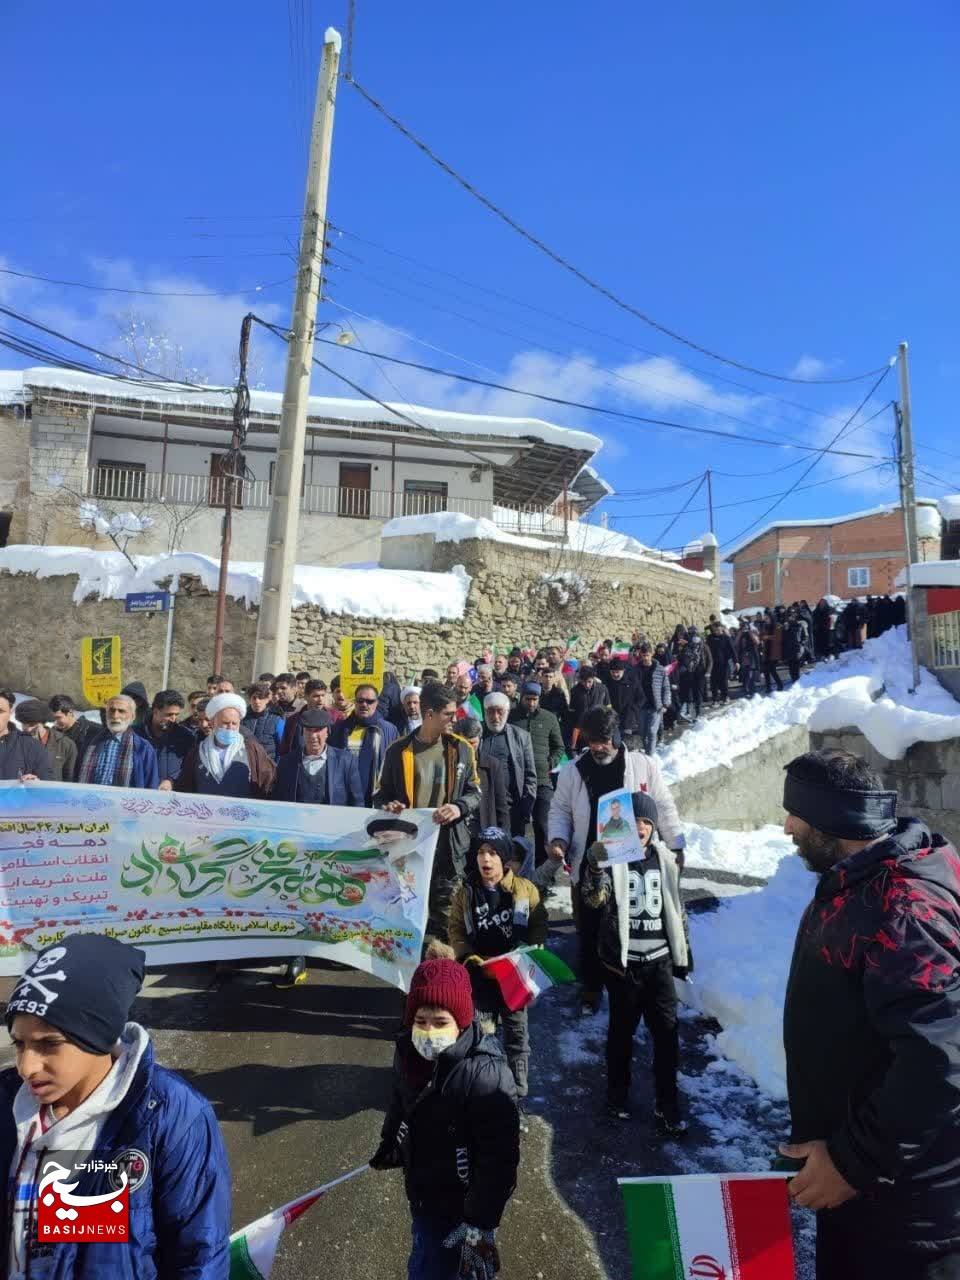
top-left (726, 503), bottom-right (942, 610)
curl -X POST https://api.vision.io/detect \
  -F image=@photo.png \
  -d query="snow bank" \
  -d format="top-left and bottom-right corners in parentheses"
top-left (382, 512), bottom-right (709, 579)
top-left (686, 846), bottom-right (810, 1098)
top-left (905, 560), bottom-right (960, 588)
top-left (660, 626), bottom-right (960, 784)
top-left (0, 545), bottom-right (471, 623)
top-left (683, 822), bottom-right (793, 880)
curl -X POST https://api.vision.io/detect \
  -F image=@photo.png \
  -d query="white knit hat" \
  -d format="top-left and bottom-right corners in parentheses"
top-left (205, 692), bottom-right (247, 720)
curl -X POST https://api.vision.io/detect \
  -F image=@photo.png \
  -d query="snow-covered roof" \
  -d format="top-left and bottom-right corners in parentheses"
top-left (938, 495), bottom-right (960, 522)
top-left (381, 512), bottom-right (710, 579)
top-left (0, 367), bottom-right (602, 454)
top-left (0, 545), bottom-right (470, 623)
top-left (724, 501), bottom-right (939, 561)
top-left (571, 463), bottom-right (615, 510)
top-left (0, 371), bottom-right (27, 407)
top-left (901, 560), bottom-right (960, 589)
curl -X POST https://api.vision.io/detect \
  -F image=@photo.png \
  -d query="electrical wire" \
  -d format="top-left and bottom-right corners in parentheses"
top-left (607, 462), bottom-right (891, 518)
top-left (328, 223), bottom-right (899, 434)
top-left (0, 265), bottom-right (295, 298)
top-left (342, 81), bottom-right (892, 387)
top-left (303, 326), bottom-right (890, 461)
top-left (326, 280), bottom-right (810, 449)
top-left (0, 305), bottom-right (231, 393)
top-left (652, 473), bottom-right (707, 548)
top-left (250, 316), bottom-right (496, 471)
top-left (720, 364), bottom-right (896, 549)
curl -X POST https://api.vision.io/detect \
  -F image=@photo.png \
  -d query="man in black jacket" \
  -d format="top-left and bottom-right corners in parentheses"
top-left (137, 689), bottom-right (196, 789)
top-left (567, 666), bottom-right (609, 749)
top-left (508, 682), bottom-right (565, 863)
top-left (0, 691), bottom-right (51, 781)
top-left (374, 683), bottom-right (481, 940)
top-left (779, 749), bottom-right (960, 1279)
top-left (48, 694), bottom-right (100, 759)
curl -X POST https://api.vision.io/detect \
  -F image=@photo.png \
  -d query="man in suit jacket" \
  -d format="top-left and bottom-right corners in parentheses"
top-left (273, 708), bottom-right (364, 806)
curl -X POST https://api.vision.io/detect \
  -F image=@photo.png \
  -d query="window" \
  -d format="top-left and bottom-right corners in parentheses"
top-left (932, 611), bottom-right (960, 669)
top-left (848, 567), bottom-right (870, 589)
top-left (338, 463), bottom-right (371, 519)
top-left (403, 480), bottom-right (448, 516)
top-left (747, 571), bottom-right (762, 594)
top-left (94, 460), bottom-right (146, 502)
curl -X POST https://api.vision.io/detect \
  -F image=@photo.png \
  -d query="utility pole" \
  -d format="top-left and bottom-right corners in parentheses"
top-left (253, 27), bottom-right (341, 677)
top-left (705, 469), bottom-right (714, 534)
top-left (213, 312), bottom-right (253, 675)
top-left (895, 340), bottom-right (921, 691)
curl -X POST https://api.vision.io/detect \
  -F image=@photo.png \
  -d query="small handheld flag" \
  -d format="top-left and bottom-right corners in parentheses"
top-left (480, 946), bottom-right (575, 1012)
top-left (618, 1173), bottom-right (795, 1280)
top-left (230, 1165), bottom-right (369, 1279)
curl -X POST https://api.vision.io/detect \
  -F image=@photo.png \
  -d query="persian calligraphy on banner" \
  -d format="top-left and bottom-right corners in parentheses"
top-left (0, 781), bottom-right (438, 991)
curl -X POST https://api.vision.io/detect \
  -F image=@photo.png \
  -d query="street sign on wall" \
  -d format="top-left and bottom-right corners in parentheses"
top-left (125, 591), bottom-right (170, 613)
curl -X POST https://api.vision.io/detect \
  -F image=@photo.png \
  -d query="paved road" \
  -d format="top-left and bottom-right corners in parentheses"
top-left (0, 895), bottom-right (814, 1278)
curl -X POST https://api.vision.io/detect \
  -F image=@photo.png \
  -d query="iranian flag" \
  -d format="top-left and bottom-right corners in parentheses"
top-left (611, 642), bottom-right (631, 659)
top-left (230, 1166), bottom-right (368, 1279)
top-left (619, 1174), bottom-right (795, 1280)
top-left (480, 946), bottom-right (575, 1012)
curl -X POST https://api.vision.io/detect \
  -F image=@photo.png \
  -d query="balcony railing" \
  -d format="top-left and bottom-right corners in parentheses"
top-left (85, 468), bottom-right (566, 536)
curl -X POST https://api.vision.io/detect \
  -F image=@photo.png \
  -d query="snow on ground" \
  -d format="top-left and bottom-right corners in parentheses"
top-left (682, 822), bottom-right (792, 880)
top-left (382, 512), bottom-right (709, 578)
top-left (659, 626), bottom-right (960, 785)
top-left (0, 546), bottom-right (471, 623)
top-left (684, 847), bottom-right (810, 1099)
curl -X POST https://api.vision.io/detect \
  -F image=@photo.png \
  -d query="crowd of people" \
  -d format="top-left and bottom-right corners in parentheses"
top-left (0, 590), bottom-right (956, 1279)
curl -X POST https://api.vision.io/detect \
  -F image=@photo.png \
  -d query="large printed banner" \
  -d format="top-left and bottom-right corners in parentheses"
top-left (0, 781), bottom-right (438, 991)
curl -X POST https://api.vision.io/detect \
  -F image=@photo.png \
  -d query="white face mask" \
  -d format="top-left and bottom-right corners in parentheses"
top-left (411, 1026), bottom-right (459, 1061)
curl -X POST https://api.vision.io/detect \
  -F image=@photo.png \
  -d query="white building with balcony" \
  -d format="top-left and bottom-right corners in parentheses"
top-left (0, 368), bottom-right (610, 562)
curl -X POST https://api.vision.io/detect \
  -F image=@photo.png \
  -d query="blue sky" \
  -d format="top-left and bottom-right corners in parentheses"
top-left (1, 0), bottom-right (957, 554)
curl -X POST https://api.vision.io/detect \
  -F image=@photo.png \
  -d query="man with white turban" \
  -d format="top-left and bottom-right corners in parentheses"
top-left (174, 692), bottom-right (275, 798)
top-left (398, 685), bottom-right (422, 735)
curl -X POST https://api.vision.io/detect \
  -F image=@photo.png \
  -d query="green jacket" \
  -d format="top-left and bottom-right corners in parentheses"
top-left (507, 706), bottom-right (564, 788)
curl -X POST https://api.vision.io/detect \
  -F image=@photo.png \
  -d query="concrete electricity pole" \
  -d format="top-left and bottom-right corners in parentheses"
top-left (253, 27), bottom-right (341, 677)
top-left (895, 340), bottom-right (922, 691)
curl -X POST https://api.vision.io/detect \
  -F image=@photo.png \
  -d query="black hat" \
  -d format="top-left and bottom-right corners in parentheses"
top-left (300, 707), bottom-right (332, 729)
top-left (6, 934), bottom-right (145, 1054)
top-left (469, 826), bottom-right (514, 867)
top-left (630, 792), bottom-right (660, 828)
top-left (366, 816), bottom-right (419, 838)
top-left (609, 657), bottom-right (626, 671)
top-left (14, 699), bottom-right (48, 726)
top-left (508, 647), bottom-right (523, 658)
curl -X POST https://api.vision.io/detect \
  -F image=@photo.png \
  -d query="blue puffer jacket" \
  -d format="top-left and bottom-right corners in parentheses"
top-left (0, 1037), bottom-right (231, 1279)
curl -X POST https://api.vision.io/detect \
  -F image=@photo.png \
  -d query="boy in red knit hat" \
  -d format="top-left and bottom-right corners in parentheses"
top-left (370, 944), bottom-right (520, 1279)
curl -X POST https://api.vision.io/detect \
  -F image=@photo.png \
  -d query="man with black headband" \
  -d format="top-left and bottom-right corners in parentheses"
top-left (779, 749), bottom-right (960, 1279)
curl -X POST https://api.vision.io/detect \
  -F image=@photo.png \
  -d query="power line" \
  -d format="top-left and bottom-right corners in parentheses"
top-left (652, 473), bottom-right (707, 548)
top-left (0, 304), bottom-right (231, 393)
top-left (326, 275), bottom-right (815, 448)
top-left (720, 364), bottom-right (895, 549)
top-left (304, 326), bottom-right (890, 461)
top-left (0, 265), bottom-right (295, 298)
top-left (607, 462), bottom-right (891, 517)
top-left (250, 315), bottom-right (494, 471)
top-left (343, 79), bottom-right (892, 387)
top-left (328, 222), bottom-right (894, 433)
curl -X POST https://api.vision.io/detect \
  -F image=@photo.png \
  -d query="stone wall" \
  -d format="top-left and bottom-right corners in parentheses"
top-left (0, 533), bottom-right (717, 701)
top-left (671, 723), bottom-right (809, 831)
top-left (810, 727), bottom-right (960, 848)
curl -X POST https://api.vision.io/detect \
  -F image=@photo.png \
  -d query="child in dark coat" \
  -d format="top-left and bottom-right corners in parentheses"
top-left (370, 947), bottom-right (519, 1280)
